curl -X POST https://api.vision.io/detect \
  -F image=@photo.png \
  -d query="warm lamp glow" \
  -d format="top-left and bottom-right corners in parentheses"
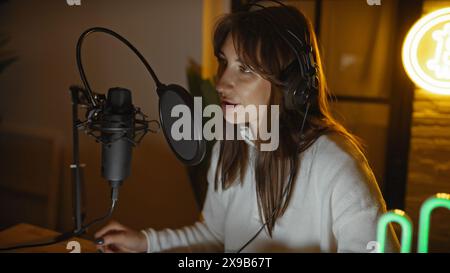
top-left (402, 8), bottom-right (450, 95)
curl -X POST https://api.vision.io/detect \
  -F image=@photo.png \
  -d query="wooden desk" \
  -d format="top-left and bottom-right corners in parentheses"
top-left (0, 223), bottom-right (97, 253)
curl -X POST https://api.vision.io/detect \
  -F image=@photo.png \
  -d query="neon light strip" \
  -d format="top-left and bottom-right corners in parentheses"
top-left (418, 193), bottom-right (450, 253)
top-left (377, 209), bottom-right (412, 253)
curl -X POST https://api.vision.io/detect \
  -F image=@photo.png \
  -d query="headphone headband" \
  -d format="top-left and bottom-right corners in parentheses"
top-left (244, 0), bottom-right (319, 111)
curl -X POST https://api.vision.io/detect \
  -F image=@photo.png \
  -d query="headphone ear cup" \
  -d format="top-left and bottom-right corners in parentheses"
top-left (283, 88), bottom-right (296, 111)
top-left (293, 80), bottom-right (309, 107)
top-left (280, 62), bottom-right (300, 111)
top-left (280, 64), bottom-right (311, 111)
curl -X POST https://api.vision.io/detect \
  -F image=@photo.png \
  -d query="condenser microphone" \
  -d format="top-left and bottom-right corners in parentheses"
top-left (100, 87), bottom-right (134, 191)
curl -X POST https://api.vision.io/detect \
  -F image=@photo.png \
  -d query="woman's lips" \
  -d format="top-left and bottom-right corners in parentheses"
top-left (222, 100), bottom-right (238, 108)
top-left (221, 100), bottom-right (238, 107)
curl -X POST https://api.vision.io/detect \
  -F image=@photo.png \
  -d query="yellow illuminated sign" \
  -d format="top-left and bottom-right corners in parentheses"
top-left (402, 8), bottom-right (450, 95)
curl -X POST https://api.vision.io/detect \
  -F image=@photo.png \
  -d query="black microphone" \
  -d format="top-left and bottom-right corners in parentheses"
top-left (75, 28), bottom-right (204, 229)
top-left (73, 83), bottom-right (155, 206)
top-left (100, 87), bottom-right (134, 199)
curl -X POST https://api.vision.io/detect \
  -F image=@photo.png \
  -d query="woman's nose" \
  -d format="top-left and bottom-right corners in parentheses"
top-left (216, 74), bottom-right (234, 98)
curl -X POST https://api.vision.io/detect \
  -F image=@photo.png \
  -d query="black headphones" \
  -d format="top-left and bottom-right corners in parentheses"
top-left (245, 0), bottom-right (319, 113)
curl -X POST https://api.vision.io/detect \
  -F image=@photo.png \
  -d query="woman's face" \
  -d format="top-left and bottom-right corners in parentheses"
top-left (216, 34), bottom-right (271, 125)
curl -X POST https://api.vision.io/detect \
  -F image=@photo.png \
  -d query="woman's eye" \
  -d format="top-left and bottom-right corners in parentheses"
top-left (217, 56), bottom-right (227, 64)
top-left (239, 66), bottom-right (252, 74)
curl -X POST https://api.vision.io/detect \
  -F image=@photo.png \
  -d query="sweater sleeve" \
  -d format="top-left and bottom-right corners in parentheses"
top-left (141, 142), bottom-right (225, 253)
top-left (316, 134), bottom-right (400, 253)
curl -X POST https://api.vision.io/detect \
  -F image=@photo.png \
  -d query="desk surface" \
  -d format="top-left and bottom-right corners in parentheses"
top-left (0, 223), bottom-right (97, 253)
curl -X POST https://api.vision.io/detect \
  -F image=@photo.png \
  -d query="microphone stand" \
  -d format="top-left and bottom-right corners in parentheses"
top-left (70, 87), bottom-right (86, 234)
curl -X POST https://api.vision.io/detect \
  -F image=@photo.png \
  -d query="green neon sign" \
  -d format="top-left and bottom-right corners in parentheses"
top-left (377, 193), bottom-right (450, 253)
top-left (377, 209), bottom-right (412, 253)
top-left (418, 193), bottom-right (450, 253)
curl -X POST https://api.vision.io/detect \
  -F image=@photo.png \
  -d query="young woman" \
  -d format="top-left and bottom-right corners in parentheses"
top-left (94, 4), bottom-right (399, 253)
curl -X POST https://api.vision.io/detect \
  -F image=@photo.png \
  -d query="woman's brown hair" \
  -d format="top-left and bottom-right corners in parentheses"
top-left (212, 5), bottom-right (366, 236)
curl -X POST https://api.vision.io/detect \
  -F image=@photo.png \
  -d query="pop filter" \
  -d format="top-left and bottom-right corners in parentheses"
top-left (157, 84), bottom-right (206, 166)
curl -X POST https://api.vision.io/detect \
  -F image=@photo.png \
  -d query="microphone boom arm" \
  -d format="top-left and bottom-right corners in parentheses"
top-left (76, 27), bottom-right (166, 107)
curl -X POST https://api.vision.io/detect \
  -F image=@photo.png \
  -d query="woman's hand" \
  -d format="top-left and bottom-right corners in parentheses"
top-left (94, 221), bottom-right (148, 253)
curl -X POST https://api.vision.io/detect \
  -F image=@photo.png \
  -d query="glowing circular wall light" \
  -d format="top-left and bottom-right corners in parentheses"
top-left (402, 8), bottom-right (450, 95)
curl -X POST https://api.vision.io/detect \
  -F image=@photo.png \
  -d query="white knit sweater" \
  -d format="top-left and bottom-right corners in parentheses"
top-left (141, 133), bottom-right (399, 253)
